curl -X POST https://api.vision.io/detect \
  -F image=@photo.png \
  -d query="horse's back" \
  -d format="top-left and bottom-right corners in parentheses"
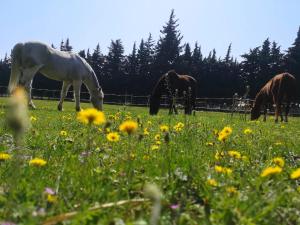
top-left (268, 73), bottom-right (297, 101)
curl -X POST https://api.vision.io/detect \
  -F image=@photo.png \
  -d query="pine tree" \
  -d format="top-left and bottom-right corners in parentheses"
top-left (270, 41), bottom-right (284, 75)
top-left (224, 43), bottom-right (232, 63)
top-left (191, 42), bottom-right (203, 80)
top-left (180, 43), bottom-right (192, 74)
top-left (104, 39), bottom-right (125, 93)
top-left (65, 38), bottom-right (73, 52)
top-left (127, 42), bottom-right (138, 76)
top-left (154, 9), bottom-right (183, 74)
top-left (86, 49), bottom-right (92, 64)
top-left (258, 38), bottom-right (272, 85)
top-left (285, 26), bottom-right (300, 81)
top-left (91, 44), bottom-right (104, 76)
top-left (241, 47), bottom-right (261, 97)
top-left (60, 40), bottom-right (66, 51)
top-left (78, 50), bottom-right (86, 59)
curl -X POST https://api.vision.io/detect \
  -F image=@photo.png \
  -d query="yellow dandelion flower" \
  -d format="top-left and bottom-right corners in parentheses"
top-left (125, 115), bottom-right (132, 120)
top-left (215, 151), bottom-right (225, 160)
top-left (261, 166), bottom-right (282, 177)
top-left (29, 158), bottom-right (47, 167)
top-left (218, 132), bottom-right (229, 142)
top-left (272, 157), bottom-right (285, 168)
top-left (242, 155), bottom-right (249, 162)
top-left (215, 165), bottom-right (224, 173)
top-left (143, 128), bottom-right (150, 136)
top-left (226, 186), bottom-right (238, 194)
top-left (60, 130), bottom-right (67, 136)
top-left (243, 128), bottom-right (253, 135)
top-left (143, 155), bottom-right (150, 160)
top-left (77, 108), bottom-right (106, 125)
top-left (206, 142), bottom-right (214, 146)
top-left (173, 122), bottom-right (184, 132)
top-left (222, 126), bottom-right (232, 135)
top-left (215, 165), bottom-right (232, 175)
top-left (106, 132), bottom-right (120, 142)
top-left (154, 134), bottom-right (161, 141)
top-left (0, 153), bottom-right (11, 161)
top-left (151, 145), bottom-right (160, 151)
top-left (228, 150), bottom-right (242, 159)
top-left (119, 120), bottom-right (138, 135)
top-left (176, 122), bottom-right (184, 128)
top-left (160, 125), bottom-right (169, 132)
top-left (30, 116), bottom-right (37, 122)
top-left (224, 168), bottom-right (232, 175)
top-left (174, 127), bottom-right (182, 132)
top-left (47, 194), bottom-right (58, 203)
top-left (156, 140), bottom-right (162, 145)
top-left (213, 129), bottom-right (219, 137)
top-left (207, 178), bottom-right (218, 187)
top-left (290, 168), bottom-right (300, 180)
top-left (274, 142), bottom-right (283, 146)
top-left (130, 153), bottom-right (136, 160)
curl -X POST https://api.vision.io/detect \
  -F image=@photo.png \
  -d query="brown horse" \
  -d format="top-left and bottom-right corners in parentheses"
top-left (251, 73), bottom-right (297, 122)
top-left (149, 70), bottom-right (197, 115)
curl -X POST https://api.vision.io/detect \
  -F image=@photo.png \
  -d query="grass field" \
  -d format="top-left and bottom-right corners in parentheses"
top-left (0, 97), bottom-right (300, 225)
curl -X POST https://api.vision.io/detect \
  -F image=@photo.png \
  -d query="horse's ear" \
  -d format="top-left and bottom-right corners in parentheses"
top-left (167, 70), bottom-right (177, 76)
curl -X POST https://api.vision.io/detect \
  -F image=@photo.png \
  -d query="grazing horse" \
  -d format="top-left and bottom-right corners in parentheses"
top-left (8, 41), bottom-right (104, 111)
top-left (251, 73), bottom-right (296, 122)
top-left (149, 70), bottom-right (197, 115)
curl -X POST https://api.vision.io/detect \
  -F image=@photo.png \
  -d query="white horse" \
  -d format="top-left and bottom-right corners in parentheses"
top-left (8, 41), bottom-right (104, 111)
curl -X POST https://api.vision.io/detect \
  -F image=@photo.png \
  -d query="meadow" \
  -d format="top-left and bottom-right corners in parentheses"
top-left (0, 97), bottom-right (300, 225)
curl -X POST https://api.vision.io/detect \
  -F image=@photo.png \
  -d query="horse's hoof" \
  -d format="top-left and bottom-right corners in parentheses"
top-left (57, 105), bottom-right (63, 111)
top-left (75, 107), bottom-right (81, 112)
top-left (29, 104), bottom-right (36, 110)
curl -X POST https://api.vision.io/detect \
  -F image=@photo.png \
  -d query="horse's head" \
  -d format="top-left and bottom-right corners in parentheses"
top-left (91, 87), bottom-right (104, 111)
top-left (149, 95), bottom-right (160, 115)
top-left (250, 105), bottom-right (261, 120)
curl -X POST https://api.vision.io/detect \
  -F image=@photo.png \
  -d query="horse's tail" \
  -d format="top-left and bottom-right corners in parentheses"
top-left (8, 43), bottom-right (23, 93)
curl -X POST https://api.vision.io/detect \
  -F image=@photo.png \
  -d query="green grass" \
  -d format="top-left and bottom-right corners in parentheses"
top-left (0, 98), bottom-right (300, 225)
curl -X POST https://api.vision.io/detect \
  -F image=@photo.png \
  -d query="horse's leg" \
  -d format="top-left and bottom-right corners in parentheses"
top-left (21, 65), bottom-right (43, 109)
top-left (285, 102), bottom-right (290, 122)
top-left (280, 104), bottom-right (284, 122)
top-left (168, 103), bottom-right (173, 115)
top-left (73, 80), bottom-right (82, 111)
top-left (274, 103), bottom-right (281, 123)
top-left (23, 79), bottom-right (36, 109)
top-left (263, 105), bottom-right (267, 122)
top-left (174, 104), bottom-right (178, 114)
top-left (57, 81), bottom-right (71, 111)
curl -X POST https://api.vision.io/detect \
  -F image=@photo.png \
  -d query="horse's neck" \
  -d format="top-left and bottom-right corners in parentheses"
top-left (254, 91), bottom-right (266, 109)
top-left (83, 72), bottom-right (100, 93)
top-left (151, 77), bottom-right (165, 97)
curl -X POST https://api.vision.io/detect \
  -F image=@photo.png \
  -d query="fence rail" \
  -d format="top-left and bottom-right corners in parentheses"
top-left (1, 85), bottom-right (300, 116)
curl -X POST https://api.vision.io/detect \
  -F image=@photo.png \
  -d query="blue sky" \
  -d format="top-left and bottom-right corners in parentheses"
top-left (0, 0), bottom-right (299, 60)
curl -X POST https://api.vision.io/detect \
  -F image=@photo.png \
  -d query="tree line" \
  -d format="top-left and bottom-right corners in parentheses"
top-left (1, 10), bottom-right (300, 99)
